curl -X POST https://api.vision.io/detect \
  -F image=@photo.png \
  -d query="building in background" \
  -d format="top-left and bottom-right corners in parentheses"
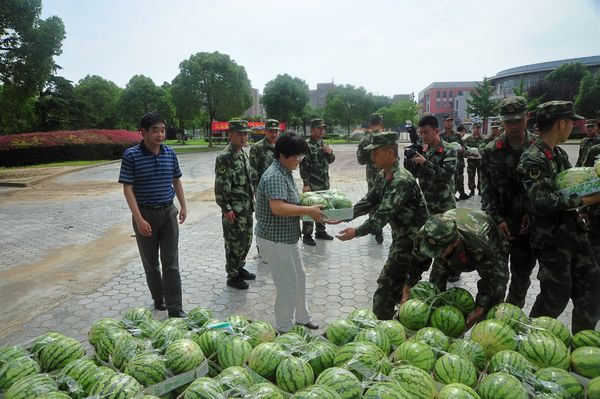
top-left (392, 93), bottom-right (414, 102)
top-left (417, 81), bottom-right (479, 124)
top-left (244, 88), bottom-right (264, 117)
top-left (309, 82), bottom-right (336, 108)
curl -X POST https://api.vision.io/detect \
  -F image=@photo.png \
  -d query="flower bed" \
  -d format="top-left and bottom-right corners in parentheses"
top-left (0, 130), bottom-right (142, 167)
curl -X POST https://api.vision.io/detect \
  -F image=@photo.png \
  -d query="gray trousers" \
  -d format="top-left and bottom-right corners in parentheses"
top-left (133, 204), bottom-right (182, 312)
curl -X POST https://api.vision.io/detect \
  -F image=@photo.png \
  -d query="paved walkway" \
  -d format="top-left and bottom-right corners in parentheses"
top-left (0, 144), bottom-right (582, 346)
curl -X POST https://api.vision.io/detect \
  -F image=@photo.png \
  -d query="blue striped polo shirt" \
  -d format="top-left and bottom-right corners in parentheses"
top-left (118, 141), bottom-right (182, 206)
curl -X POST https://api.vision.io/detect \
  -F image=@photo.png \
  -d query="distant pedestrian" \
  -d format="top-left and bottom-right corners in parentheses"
top-left (250, 119), bottom-right (280, 191)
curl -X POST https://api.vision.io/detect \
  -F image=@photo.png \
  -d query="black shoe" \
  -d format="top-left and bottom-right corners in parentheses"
top-left (153, 299), bottom-right (167, 311)
top-left (227, 276), bottom-right (249, 290)
top-left (315, 231), bottom-right (334, 240)
top-left (455, 195), bottom-right (462, 201)
top-left (448, 273), bottom-right (461, 283)
top-left (459, 192), bottom-right (470, 200)
top-left (297, 321), bottom-right (319, 330)
top-left (239, 268), bottom-right (256, 280)
top-left (168, 310), bottom-right (187, 318)
top-left (303, 235), bottom-right (316, 246)
top-left (375, 231), bottom-right (384, 244)
top-left (469, 190), bottom-right (475, 197)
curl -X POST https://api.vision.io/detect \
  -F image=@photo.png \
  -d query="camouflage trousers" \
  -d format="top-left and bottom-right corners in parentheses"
top-left (588, 210), bottom-right (600, 262)
top-left (467, 159), bottom-right (482, 192)
top-left (302, 221), bottom-right (326, 236)
top-left (530, 230), bottom-right (600, 333)
top-left (455, 165), bottom-right (466, 194)
top-left (373, 238), bottom-right (430, 320)
top-left (222, 209), bottom-right (253, 279)
top-left (367, 176), bottom-right (382, 236)
top-left (500, 234), bottom-right (537, 308)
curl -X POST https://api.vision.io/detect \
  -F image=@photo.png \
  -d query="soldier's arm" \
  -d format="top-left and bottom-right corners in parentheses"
top-left (325, 150), bottom-right (335, 164)
top-left (214, 156), bottom-right (233, 212)
top-left (575, 143), bottom-right (585, 167)
top-left (479, 148), bottom-right (503, 223)
top-left (421, 149), bottom-right (457, 181)
top-left (354, 180), bottom-right (409, 236)
top-left (356, 136), bottom-right (368, 165)
top-left (406, 241), bottom-right (432, 287)
top-left (352, 174), bottom-right (380, 218)
top-left (248, 145), bottom-right (260, 190)
top-left (474, 255), bottom-right (505, 311)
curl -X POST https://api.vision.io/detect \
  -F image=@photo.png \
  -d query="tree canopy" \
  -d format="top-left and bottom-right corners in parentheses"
top-left (324, 85), bottom-right (375, 134)
top-left (466, 77), bottom-right (499, 123)
top-left (575, 70), bottom-right (600, 118)
top-left (261, 74), bottom-right (309, 122)
top-left (118, 75), bottom-right (174, 129)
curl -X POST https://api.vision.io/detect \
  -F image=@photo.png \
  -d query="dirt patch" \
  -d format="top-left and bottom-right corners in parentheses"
top-left (0, 166), bottom-right (79, 180)
top-left (188, 188), bottom-right (215, 202)
top-left (0, 181), bottom-right (120, 203)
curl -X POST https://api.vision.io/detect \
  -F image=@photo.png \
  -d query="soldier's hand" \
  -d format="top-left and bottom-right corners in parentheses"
top-left (336, 227), bottom-right (356, 241)
top-left (519, 215), bottom-right (529, 235)
top-left (302, 184), bottom-right (311, 193)
top-left (411, 153), bottom-right (426, 165)
top-left (400, 284), bottom-right (411, 304)
top-left (306, 205), bottom-right (326, 223)
top-left (322, 146), bottom-right (333, 155)
top-left (135, 218), bottom-right (152, 237)
top-left (466, 306), bottom-right (486, 330)
top-left (224, 210), bottom-right (236, 222)
top-left (582, 192), bottom-right (600, 206)
top-left (497, 221), bottom-right (513, 240)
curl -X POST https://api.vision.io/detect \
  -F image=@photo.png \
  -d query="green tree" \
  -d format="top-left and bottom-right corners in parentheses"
top-left (466, 77), bottom-right (499, 129)
top-left (512, 78), bottom-right (544, 111)
top-left (34, 75), bottom-right (84, 131)
top-left (261, 74), bottom-right (309, 122)
top-left (117, 75), bottom-right (174, 129)
top-left (377, 99), bottom-right (419, 130)
top-left (575, 71), bottom-right (600, 118)
top-left (528, 62), bottom-right (590, 103)
top-left (324, 85), bottom-right (374, 135)
top-left (74, 75), bottom-right (121, 129)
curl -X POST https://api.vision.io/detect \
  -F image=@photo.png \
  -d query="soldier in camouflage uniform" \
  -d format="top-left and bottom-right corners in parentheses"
top-left (336, 132), bottom-right (430, 320)
top-left (440, 115), bottom-right (469, 201)
top-left (300, 118), bottom-right (336, 246)
top-left (582, 134), bottom-right (600, 263)
top-left (408, 208), bottom-right (508, 328)
top-left (482, 119), bottom-right (502, 147)
top-left (249, 119), bottom-right (280, 190)
top-left (214, 119), bottom-right (256, 290)
top-left (575, 118), bottom-right (600, 166)
top-left (356, 113), bottom-right (385, 244)
top-left (465, 121), bottom-right (484, 196)
top-left (517, 101), bottom-right (600, 333)
top-left (480, 96), bottom-right (537, 308)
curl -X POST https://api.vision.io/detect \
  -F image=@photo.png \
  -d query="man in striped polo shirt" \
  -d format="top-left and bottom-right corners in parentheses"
top-left (119, 111), bottom-right (187, 318)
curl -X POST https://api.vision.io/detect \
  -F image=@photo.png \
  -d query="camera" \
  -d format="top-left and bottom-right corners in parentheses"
top-left (404, 141), bottom-right (423, 160)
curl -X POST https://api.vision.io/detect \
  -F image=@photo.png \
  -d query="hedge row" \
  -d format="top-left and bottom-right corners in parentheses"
top-left (0, 130), bottom-right (142, 167)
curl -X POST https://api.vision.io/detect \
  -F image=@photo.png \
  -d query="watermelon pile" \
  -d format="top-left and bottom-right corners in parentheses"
top-left (300, 189), bottom-right (352, 209)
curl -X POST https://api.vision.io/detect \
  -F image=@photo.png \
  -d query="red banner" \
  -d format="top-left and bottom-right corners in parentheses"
top-left (211, 121), bottom-right (286, 131)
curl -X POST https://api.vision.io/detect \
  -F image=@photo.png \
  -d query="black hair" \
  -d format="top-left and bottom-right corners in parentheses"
top-left (418, 115), bottom-right (438, 129)
top-left (274, 133), bottom-right (309, 159)
top-left (457, 125), bottom-right (466, 132)
top-left (139, 111), bottom-right (166, 131)
top-left (536, 116), bottom-right (567, 133)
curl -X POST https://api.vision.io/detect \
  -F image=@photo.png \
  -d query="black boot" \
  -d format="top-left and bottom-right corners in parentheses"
top-left (303, 235), bottom-right (316, 246)
top-left (315, 231), bottom-right (334, 240)
top-left (375, 231), bottom-right (384, 244)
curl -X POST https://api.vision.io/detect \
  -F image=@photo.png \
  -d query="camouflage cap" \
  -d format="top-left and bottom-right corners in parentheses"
top-left (490, 120), bottom-right (501, 128)
top-left (443, 114), bottom-right (454, 121)
top-left (369, 113), bottom-right (384, 125)
top-left (365, 131), bottom-right (399, 150)
top-left (229, 119), bottom-right (251, 133)
top-left (473, 121), bottom-right (482, 127)
top-left (499, 96), bottom-right (528, 121)
top-left (310, 118), bottom-right (326, 128)
top-left (535, 101), bottom-right (584, 124)
top-left (265, 119), bottom-right (280, 130)
top-left (418, 214), bottom-right (458, 258)
top-left (585, 119), bottom-right (599, 127)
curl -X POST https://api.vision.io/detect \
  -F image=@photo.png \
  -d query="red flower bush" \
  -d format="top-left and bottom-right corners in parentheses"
top-left (0, 130), bottom-right (141, 151)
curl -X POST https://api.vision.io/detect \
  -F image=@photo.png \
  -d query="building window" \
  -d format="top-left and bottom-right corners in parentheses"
top-left (437, 91), bottom-right (441, 98)
top-left (449, 91), bottom-right (453, 98)
top-left (442, 91), bottom-right (447, 98)
top-left (458, 90), bottom-right (463, 96)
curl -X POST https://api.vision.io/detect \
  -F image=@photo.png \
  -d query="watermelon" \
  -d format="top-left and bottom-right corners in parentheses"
top-left (196, 329), bottom-right (226, 358)
top-left (554, 167), bottom-right (597, 189)
top-left (533, 367), bottom-right (585, 399)
top-left (333, 341), bottom-right (391, 379)
top-left (134, 319), bottom-right (163, 339)
top-left (348, 308), bottom-right (379, 328)
top-left (519, 331), bottom-right (570, 370)
top-left (228, 314), bottom-right (250, 330)
top-left (398, 299), bottom-right (431, 331)
top-left (111, 336), bottom-right (149, 370)
top-left (315, 367), bottom-right (362, 399)
top-left (122, 306), bottom-right (153, 325)
top-left (276, 356), bottom-right (314, 393)
top-left (215, 366), bottom-right (253, 390)
top-left (570, 346), bottom-right (600, 378)
top-left (217, 335), bottom-right (251, 369)
top-left (0, 346), bottom-right (29, 366)
top-left (80, 365), bottom-right (116, 395)
top-left (36, 393), bottom-right (73, 399)
top-left (39, 336), bottom-right (85, 371)
top-left (165, 338), bottom-right (205, 374)
top-left (488, 350), bottom-right (533, 380)
top-left (353, 327), bottom-right (391, 354)
top-left (477, 372), bottom-right (528, 399)
top-left (430, 305), bottom-right (466, 338)
top-left (163, 317), bottom-right (189, 331)
top-left (330, 195), bottom-right (353, 210)
top-left (244, 321), bottom-right (277, 347)
top-left (438, 383), bottom-right (482, 399)
top-left (377, 320), bottom-right (406, 349)
top-left (448, 339), bottom-right (486, 370)
top-left (325, 319), bottom-right (358, 346)
top-left (124, 353), bottom-right (168, 386)
top-left (4, 374), bottom-right (59, 399)
top-left (275, 332), bottom-right (306, 350)
top-left (530, 316), bottom-right (571, 347)
top-left (571, 330), bottom-right (600, 350)
top-left (88, 318), bottom-right (124, 346)
top-left (290, 324), bottom-right (312, 340)
top-left (248, 342), bottom-right (287, 379)
top-left (486, 303), bottom-right (528, 332)
top-left (0, 355), bottom-right (41, 391)
top-left (413, 326), bottom-right (451, 352)
top-left (302, 340), bottom-right (337, 376)
top-left (388, 364), bottom-right (437, 399)
top-left (151, 324), bottom-right (184, 350)
top-left (29, 332), bottom-right (65, 357)
top-left (88, 372), bottom-right (143, 398)
top-left (409, 281), bottom-right (441, 303)
top-left (94, 329), bottom-right (132, 362)
top-left (588, 377), bottom-right (600, 399)
top-left (244, 382), bottom-right (284, 398)
top-left (391, 340), bottom-right (435, 372)
top-left (291, 384), bottom-right (342, 398)
top-left (363, 381), bottom-right (411, 399)
top-left (470, 319), bottom-right (518, 358)
top-left (187, 307), bottom-right (215, 328)
top-left (438, 287), bottom-right (476, 315)
top-left (433, 353), bottom-right (478, 387)
top-left (56, 357), bottom-right (98, 397)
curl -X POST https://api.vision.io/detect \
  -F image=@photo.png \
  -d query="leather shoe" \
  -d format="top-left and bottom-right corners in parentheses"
top-left (297, 321), bottom-right (319, 330)
top-left (153, 299), bottom-right (167, 311)
top-left (315, 231), bottom-right (334, 240)
top-left (448, 272), bottom-right (461, 282)
top-left (374, 231), bottom-right (384, 244)
top-left (168, 310), bottom-right (187, 318)
top-left (239, 268), bottom-right (256, 280)
top-left (227, 276), bottom-right (249, 290)
top-left (303, 235), bottom-right (316, 246)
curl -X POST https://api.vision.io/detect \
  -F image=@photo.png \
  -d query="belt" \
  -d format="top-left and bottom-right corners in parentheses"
top-left (139, 202), bottom-right (173, 209)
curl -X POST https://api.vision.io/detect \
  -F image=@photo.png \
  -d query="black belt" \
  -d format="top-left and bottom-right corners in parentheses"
top-left (139, 202), bottom-right (173, 209)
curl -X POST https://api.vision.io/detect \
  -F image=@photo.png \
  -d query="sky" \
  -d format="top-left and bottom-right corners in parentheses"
top-left (41, 0), bottom-right (600, 98)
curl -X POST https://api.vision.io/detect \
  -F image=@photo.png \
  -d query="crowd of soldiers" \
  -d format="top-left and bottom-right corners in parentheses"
top-left (213, 96), bottom-right (600, 332)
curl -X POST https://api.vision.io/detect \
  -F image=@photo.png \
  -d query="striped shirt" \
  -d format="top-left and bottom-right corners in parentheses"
top-left (255, 160), bottom-right (301, 244)
top-left (118, 141), bottom-right (182, 206)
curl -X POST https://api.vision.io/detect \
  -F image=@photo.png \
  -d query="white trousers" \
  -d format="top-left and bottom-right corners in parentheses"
top-left (256, 236), bottom-right (311, 332)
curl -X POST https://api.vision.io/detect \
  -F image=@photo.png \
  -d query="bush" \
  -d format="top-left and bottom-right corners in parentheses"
top-left (0, 130), bottom-right (142, 166)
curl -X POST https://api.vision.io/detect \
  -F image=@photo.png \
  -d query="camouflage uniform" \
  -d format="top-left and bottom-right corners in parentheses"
top-left (575, 121), bottom-right (600, 166)
top-left (214, 123), bottom-right (255, 281)
top-left (582, 143), bottom-right (600, 263)
top-left (300, 121), bottom-right (335, 236)
top-left (464, 132), bottom-right (484, 193)
top-left (441, 128), bottom-right (466, 196)
top-left (249, 119), bottom-right (279, 190)
top-left (517, 101), bottom-right (600, 333)
top-left (352, 132), bottom-right (430, 320)
top-left (413, 209), bottom-right (508, 310)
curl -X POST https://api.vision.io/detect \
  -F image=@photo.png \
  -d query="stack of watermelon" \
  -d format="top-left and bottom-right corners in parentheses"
top-left (300, 189), bottom-right (352, 210)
